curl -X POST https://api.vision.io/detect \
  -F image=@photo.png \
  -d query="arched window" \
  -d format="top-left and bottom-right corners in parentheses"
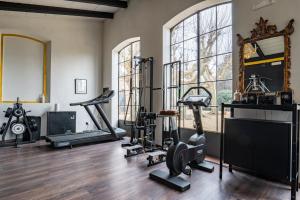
top-left (118, 41), bottom-right (140, 122)
top-left (170, 2), bottom-right (232, 132)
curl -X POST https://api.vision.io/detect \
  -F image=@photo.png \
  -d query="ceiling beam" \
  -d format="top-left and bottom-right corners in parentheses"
top-left (0, 1), bottom-right (114, 19)
top-left (65, 0), bottom-right (128, 8)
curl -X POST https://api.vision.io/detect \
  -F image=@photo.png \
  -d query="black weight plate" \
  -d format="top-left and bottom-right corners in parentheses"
top-left (13, 108), bottom-right (23, 117)
top-left (10, 122), bottom-right (26, 135)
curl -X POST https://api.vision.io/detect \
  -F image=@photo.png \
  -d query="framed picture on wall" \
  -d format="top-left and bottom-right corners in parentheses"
top-left (75, 79), bottom-right (87, 94)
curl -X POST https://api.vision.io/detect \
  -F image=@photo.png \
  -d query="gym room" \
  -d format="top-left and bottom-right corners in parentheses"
top-left (0, 0), bottom-right (299, 199)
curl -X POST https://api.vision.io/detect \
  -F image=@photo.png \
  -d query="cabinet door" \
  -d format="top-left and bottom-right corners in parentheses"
top-left (224, 118), bottom-right (254, 170)
top-left (252, 121), bottom-right (291, 181)
top-left (224, 118), bottom-right (291, 181)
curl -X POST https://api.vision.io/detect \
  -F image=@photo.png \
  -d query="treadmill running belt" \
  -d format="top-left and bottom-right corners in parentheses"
top-left (45, 131), bottom-right (114, 148)
top-left (47, 131), bottom-right (110, 142)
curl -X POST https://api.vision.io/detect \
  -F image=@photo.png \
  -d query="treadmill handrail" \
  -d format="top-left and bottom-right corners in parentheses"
top-left (70, 90), bottom-right (115, 106)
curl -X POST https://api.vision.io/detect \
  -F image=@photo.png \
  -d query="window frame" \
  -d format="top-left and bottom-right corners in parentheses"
top-left (169, 2), bottom-right (233, 133)
top-left (117, 41), bottom-right (141, 123)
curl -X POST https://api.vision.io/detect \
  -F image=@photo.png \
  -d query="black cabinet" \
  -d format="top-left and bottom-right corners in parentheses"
top-left (219, 104), bottom-right (299, 200)
top-left (47, 112), bottom-right (76, 135)
top-left (224, 118), bottom-right (291, 181)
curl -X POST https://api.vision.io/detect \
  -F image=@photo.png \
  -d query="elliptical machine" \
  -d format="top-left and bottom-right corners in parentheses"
top-left (149, 86), bottom-right (214, 192)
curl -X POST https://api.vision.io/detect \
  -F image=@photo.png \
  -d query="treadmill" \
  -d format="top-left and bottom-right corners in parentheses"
top-left (45, 90), bottom-right (126, 148)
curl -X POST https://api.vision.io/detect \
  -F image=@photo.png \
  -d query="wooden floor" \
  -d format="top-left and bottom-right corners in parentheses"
top-left (0, 141), bottom-right (298, 200)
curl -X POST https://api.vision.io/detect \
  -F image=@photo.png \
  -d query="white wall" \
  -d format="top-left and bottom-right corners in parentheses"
top-left (0, 12), bottom-right (103, 140)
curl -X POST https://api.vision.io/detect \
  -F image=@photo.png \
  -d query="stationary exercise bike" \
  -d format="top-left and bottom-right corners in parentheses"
top-left (149, 86), bottom-right (214, 192)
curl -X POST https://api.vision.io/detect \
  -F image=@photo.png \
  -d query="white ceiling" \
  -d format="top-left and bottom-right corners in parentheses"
top-left (0, 0), bottom-right (121, 13)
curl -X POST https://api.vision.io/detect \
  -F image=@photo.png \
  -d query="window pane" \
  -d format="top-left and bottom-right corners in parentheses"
top-left (119, 106), bottom-right (126, 120)
top-left (217, 53), bottom-right (232, 80)
top-left (200, 57), bottom-right (216, 82)
top-left (124, 61), bottom-right (131, 76)
top-left (200, 32), bottom-right (217, 58)
top-left (202, 107), bottom-right (217, 132)
top-left (183, 61), bottom-right (197, 84)
top-left (199, 7), bottom-right (216, 35)
top-left (124, 76), bottom-right (131, 91)
top-left (184, 38), bottom-right (197, 62)
top-left (217, 80), bottom-right (232, 106)
top-left (216, 80), bottom-right (232, 131)
top-left (118, 76), bottom-right (125, 91)
top-left (184, 14), bottom-right (197, 40)
top-left (217, 3), bottom-right (232, 29)
top-left (125, 91), bottom-right (130, 107)
top-left (168, 65), bottom-right (180, 88)
top-left (119, 62), bottom-right (125, 76)
top-left (119, 92), bottom-right (125, 106)
top-left (124, 105), bottom-right (132, 121)
top-left (181, 84), bottom-right (198, 129)
top-left (200, 82), bottom-right (217, 106)
top-left (182, 83), bottom-right (198, 96)
top-left (119, 49), bottom-right (125, 63)
top-left (168, 88), bottom-right (179, 109)
top-left (171, 43), bottom-right (183, 62)
top-left (132, 42), bottom-right (140, 57)
top-left (131, 106), bottom-right (137, 121)
top-left (217, 26), bottom-right (232, 54)
top-left (124, 45), bottom-right (131, 61)
top-left (171, 22), bottom-right (183, 44)
top-left (131, 90), bottom-right (139, 106)
top-left (183, 106), bottom-right (194, 129)
top-left (217, 108), bottom-right (231, 132)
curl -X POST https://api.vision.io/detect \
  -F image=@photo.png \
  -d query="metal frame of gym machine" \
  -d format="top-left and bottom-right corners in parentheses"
top-left (122, 56), bottom-right (156, 157)
top-left (161, 61), bottom-right (182, 148)
top-left (146, 61), bottom-right (182, 166)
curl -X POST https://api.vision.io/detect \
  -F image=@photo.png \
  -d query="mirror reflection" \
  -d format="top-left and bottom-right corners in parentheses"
top-left (243, 36), bottom-right (285, 93)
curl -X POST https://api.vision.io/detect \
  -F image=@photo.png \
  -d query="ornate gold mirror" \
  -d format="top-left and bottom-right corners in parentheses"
top-left (237, 17), bottom-right (294, 94)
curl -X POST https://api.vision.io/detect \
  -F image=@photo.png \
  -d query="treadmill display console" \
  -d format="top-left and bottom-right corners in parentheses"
top-left (101, 90), bottom-right (114, 99)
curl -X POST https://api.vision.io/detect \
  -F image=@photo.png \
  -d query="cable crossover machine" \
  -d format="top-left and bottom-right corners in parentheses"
top-left (121, 59), bottom-right (183, 167)
top-left (121, 56), bottom-right (157, 158)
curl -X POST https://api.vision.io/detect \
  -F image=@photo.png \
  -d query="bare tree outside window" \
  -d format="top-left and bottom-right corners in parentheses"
top-left (118, 41), bottom-right (141, 122)
top-left (170, 3), bottom-right (232, 132)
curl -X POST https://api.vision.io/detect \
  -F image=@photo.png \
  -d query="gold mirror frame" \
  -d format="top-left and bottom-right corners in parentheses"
top-left (237, 17), bottom-right (294, 93)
